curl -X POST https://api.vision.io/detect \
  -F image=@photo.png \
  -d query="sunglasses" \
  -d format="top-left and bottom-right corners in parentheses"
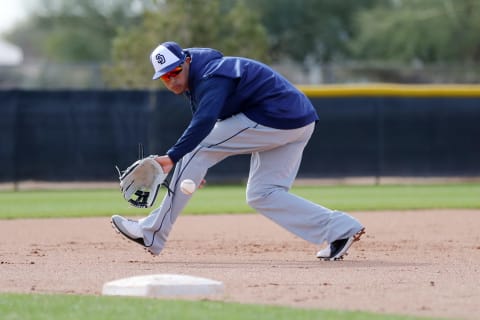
top-left (160, 65), bottom-right (183, 81)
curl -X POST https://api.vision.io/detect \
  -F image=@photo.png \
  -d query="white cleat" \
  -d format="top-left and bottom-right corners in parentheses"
top-left (111, 215), bottom-right (146, 247)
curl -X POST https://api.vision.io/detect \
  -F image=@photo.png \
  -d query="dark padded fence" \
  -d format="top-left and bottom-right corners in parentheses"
top-left (308, 96), bottom-right (480, 177)
top-left (1, 89), bottom-right (479, 182)
top-left (1, 90), bottom-right (165, 181)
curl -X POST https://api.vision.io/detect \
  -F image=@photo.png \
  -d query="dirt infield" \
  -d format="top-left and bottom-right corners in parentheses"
top-left (1, 210), bottom-right (479, 319)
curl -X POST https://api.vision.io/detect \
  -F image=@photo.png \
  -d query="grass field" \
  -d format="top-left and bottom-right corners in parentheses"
top-left (0, 293), bottom-right (442, 320)
top-left (0, 183), bottom-right (479, 219)
top-left (1, 183), bottom-right (476, 320)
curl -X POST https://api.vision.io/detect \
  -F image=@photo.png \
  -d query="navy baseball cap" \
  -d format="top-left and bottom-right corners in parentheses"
top-left (150, 41), bottom-right (187, 80)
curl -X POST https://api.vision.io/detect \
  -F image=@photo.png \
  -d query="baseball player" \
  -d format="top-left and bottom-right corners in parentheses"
top-left (112, 41), bottom-right (365, 260)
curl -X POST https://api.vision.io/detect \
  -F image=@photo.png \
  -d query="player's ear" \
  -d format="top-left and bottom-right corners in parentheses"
top-left (183, 57), bottom-right (191, 74)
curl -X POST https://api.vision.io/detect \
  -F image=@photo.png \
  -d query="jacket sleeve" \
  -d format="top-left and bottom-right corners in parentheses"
top-left (166, 77), bottom-right (236, 163)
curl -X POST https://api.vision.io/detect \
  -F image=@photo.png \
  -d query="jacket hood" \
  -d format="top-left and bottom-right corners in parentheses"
top-left (184, 48), bottom-right (224, 88)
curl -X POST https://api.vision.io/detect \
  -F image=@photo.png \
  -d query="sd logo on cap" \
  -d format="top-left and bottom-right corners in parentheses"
top-left (150, 42), bottom-right (187, 80)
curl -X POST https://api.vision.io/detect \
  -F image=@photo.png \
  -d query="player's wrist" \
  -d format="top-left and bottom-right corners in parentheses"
top-left (154, 155), bottom-right (174, 174)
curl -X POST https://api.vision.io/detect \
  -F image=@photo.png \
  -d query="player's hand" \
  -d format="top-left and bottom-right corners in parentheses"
top-left (154, 155), bottom-right (174, 174)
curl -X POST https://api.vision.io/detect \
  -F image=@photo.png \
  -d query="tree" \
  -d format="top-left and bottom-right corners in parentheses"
top-left (6, 0), bottom-right (147, 62)
top-left (246, 0), bottom-right (380, 64)
top-left (103, 0), bottom-right (269, 88)
top-left (350, 0), bottom-right (480, 63)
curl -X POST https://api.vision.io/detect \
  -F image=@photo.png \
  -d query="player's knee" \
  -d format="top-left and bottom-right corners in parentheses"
top-left (246, 185), bottom-right (284, 210)
top-left (246, 192), bottom-right (262, 209)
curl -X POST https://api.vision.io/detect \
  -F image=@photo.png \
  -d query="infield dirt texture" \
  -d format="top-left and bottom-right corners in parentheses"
top-left (1, 210), bottom-right (479, 319)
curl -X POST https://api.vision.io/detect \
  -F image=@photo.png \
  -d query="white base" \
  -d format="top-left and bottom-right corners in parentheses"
top-left (102, 274), bottom-right (224, 298)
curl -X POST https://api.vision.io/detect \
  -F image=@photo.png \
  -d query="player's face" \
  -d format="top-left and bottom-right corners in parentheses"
top-left (160, 58), bottom-right (190, 94)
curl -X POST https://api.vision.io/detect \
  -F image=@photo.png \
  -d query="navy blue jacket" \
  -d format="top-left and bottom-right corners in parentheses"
top-left (167, 48), bottom-right (319, 163)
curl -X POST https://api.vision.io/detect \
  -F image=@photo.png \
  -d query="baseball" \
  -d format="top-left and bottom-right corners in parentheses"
top-left (180, 179), bottom-right (196, 195)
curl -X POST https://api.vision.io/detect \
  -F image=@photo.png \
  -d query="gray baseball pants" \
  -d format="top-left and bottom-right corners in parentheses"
top-left (139, 113), bottom-right (363, 255)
